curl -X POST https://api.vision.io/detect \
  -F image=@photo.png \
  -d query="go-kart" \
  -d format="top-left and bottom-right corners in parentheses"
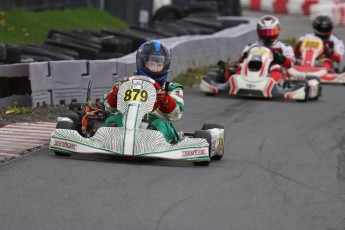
top-left (49, 76), bottom-right (225, 166)
top-left (200, 46), bottom-right (321, 101)
top-left (287, 34), bottom-right (345, 84)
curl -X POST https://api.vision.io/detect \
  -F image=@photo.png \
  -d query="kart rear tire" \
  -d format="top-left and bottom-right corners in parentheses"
top-left (58, 113), bottom-right (82, 134)
top-left (202, 123), bottom-right (224, 130)
top-left (193, 130), bottom-right (212, 166)
top-left (202, 123), bottom-right (224, 160)
top-left (69, 102), bottom-right (82, 112)
top-left (306, 76), bottom-right (322, 100)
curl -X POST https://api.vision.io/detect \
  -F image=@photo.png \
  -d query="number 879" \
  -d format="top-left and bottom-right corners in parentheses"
top-left (124, 89), bottom-right (148, 102)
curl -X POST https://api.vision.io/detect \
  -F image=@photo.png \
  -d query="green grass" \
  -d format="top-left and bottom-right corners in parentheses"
top-left (0, 7), bottom-right (128, 45)
top-left (6, 102), bottom-right (32, 114)
top-left (174, 67), bottom-right (211, 88)
top-left (0, 6), bottom-right (209, 89)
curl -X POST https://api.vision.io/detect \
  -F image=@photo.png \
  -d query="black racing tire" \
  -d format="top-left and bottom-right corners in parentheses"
top-left (99, 52), bottom-right (125, 59)
top-left (129, 24), bottom-right (172, 37)
top-left (21, 54), bottom-right (53, 62)
top-left (51, 33), bottom-right (102, 51)
top-left (68, 102), bottom-right (83, 112)
top-left (0, 77), bottom-right (10, 98)
top-left (59, 113), bottom-right (82, 131)
top-left (193, 130), bottom-right (212, 166)
top-left (153, 21), bottom-right (191, 35)
top-left (202, 123), bottom-right (224, 130)
top-left (101, 29), bottom-right (146, 52)
top-left (181, 17), bottom-right (222, 31)
top-left (45, 39), bottom-right (100, 60)
top-left (202, 123), bottom-right (224, 160)
top-left (306, 76), bottom-right (322, 100)
top-left (29, 43), bottom-right (79, 59)
top-left (56, 118), bottom-right (76, 130)
top-left (205, 93), bottom-right (217, 96)
top-left (295, 80), bottom-right (309, 103)
top-left (151, 5), bottom-right (186, 24)
top-left (4, 44), bottom-right (21, 64)
top-left (48, 29), bottom-right (102, 45)
top-left (21, 46), bottom-right (74, 61)
top-left (8, 76), bottom-right (31, 95)
top-left (0, 43), bottom-right (6, 63)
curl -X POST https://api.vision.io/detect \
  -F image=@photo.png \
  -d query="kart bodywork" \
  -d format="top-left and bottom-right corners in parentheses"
top-left (200, 46), bottom-right (321, 101)
top-left (50, 76), bottom-right (225, 166)
top-left (288, 35), bottom-right (345, 84)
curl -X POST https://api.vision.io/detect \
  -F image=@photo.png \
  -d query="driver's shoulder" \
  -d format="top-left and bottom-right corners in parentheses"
top-left (166, 81), bottom-right (183, 92)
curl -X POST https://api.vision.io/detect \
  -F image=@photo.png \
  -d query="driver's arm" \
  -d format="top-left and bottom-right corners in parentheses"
top-left (156, 86), bottom-right (184, 122)
top-left (107, 77), bottom-right (129, 108)
top-left (332, 37), bottom-right (344, 63)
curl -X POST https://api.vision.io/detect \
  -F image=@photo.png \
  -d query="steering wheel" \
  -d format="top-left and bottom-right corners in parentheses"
top-left (127, 76), bottom-right (162, 113)
top-left (128, 75), bottom-right (161, 91)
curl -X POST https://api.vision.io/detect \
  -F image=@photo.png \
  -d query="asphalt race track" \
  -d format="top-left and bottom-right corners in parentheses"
top-left (0, 10), bottom-right (344, 230)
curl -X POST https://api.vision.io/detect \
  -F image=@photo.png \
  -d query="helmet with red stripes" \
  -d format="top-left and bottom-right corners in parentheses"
top-left (257, 15), bottom-right (281, 47)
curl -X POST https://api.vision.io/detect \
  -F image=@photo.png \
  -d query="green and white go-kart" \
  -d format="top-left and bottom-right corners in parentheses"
top-left (50, 76), bottom-right (225, 166)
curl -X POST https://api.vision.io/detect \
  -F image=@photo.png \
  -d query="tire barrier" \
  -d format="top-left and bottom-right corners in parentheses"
top-left (240, 0), bottom-right (340, 15)
top-left (310, 2), bottom-right (345, 25)
top-left (0, 16), bottom-right (256, 108)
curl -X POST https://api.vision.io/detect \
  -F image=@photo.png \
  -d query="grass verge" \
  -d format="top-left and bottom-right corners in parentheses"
top-left (0, 7), bottom-right (128, 45)
top-left (173, 67), bottom-right (211, 88)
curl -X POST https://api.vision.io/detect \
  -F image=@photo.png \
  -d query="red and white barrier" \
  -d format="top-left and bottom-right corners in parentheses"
top-left (310, 2), bottom-right (345, 25)
top-left (241, 0), bottom-right (338, 15)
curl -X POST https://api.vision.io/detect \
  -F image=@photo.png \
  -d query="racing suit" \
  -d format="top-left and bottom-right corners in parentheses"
top-left (237, 40), bottom-right (295, 83)
top-left (294, 33), bottom-right (344, 71)
top-left (104, 77), bottom-right (184, 144)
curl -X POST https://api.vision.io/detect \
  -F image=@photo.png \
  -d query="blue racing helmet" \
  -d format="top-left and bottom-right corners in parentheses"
top-left (136, 40), bottom-right (171, 85)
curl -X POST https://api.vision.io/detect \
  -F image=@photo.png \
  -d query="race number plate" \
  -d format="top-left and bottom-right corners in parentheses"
top-left (301, 39), bottom-right (322, 49)
top-left (123, 89), bottom-right (148, 102)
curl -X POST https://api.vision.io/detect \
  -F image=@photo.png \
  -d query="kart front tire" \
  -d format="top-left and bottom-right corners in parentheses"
top-left (193, 130), bottom-right (212, 166)
top-left (295, 80), bottom-right (309, 102)
top-left (205, 92), bottom-right (217, 96)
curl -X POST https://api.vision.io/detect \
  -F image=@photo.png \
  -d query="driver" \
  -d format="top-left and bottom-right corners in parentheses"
top-left (104, 40), bottom-right (184, 144)
top-left (237, 15), bottom-right (295, 83)
top-left (294, 15), bottom-right (344, 72)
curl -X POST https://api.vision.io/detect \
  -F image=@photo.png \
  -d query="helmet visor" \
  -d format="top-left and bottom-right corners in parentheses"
top-left (144, 54), bottom-right (169, 72)
top-left (258, 28), bottom-right (280, 37)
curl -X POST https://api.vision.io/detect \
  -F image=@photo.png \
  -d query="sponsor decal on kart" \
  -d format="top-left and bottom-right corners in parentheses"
top-left (301, 39), bottom-right (322, 50)
top-left (182, 149), bottom-right (206, 156)
top-left (53, 140), bottom-right (77, 150)
top-left (250, 47), bottom-right (271, 58)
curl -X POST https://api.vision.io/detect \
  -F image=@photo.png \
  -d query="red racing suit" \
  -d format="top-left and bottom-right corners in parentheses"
top-left (105, 77), bottom-right (184, 143)
top-left (237, 40), bottom-right (295, 83)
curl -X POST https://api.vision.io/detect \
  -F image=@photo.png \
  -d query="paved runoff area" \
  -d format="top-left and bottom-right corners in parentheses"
top-left (0, 122), bottom-right (56, 162)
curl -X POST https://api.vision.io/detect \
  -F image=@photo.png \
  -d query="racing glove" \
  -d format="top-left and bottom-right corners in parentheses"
top-left (107, 78), bottom-right (129, 108)
top-left (156, 89), bottom-right (176, 114)
top-left (324, 43), bottom-right (333, 58)
top-left (273, 50), bottom-right (286, 65)
top-left (107, 84), bottom-right (120, 108)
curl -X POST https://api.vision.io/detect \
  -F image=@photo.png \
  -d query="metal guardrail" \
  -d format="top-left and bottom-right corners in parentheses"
top-left (0, 16), bottom-right (256, 108)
